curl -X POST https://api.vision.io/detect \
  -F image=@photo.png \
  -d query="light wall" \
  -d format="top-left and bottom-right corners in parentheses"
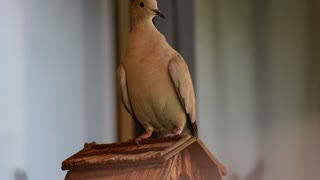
top-left (0, 0), bottom-right (26, 179)
top-left (195, 0), bottom-right (258, 177)
top-left (0, 0), bottom-right (116, 179)
top-left (195, 0), bottom-right (320, 180)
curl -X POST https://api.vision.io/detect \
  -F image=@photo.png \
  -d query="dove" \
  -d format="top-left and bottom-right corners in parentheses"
top-left (117, 0), bottom-right (197, 143)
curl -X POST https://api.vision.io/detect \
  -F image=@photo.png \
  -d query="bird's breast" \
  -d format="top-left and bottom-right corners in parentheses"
top-left (124, 58), bottom-right (184, 131)
top-left (125, 59), bottom-right (173, 101)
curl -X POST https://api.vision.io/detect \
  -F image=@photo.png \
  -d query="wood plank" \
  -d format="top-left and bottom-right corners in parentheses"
top-left (201, 167), bottom-right (223, 180)
top-left (159, 136), bottom-right (195, 160)
top-left (189, 139), bottom-right (227, 176)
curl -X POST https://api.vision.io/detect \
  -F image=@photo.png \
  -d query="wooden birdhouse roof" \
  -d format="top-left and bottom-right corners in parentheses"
top-left (62, 136), bottom-right (227, 180)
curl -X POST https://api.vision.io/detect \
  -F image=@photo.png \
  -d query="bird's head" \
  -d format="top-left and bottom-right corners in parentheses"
top-left (131, 0), bottom-right (165, 24)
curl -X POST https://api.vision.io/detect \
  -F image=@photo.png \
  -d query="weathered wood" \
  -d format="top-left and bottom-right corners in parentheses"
top-left (62, 136), bottom-right (226, 180)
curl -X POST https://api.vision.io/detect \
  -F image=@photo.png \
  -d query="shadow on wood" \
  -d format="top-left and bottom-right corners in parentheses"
top-left (62, 136), bottom-right (227, 180)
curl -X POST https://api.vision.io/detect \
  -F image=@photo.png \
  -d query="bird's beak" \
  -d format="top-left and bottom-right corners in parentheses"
top-left (153, 9), bottom-right (165, 19)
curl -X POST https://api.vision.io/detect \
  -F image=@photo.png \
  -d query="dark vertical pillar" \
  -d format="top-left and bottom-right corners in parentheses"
top-left (307, 0), bottom-right (320, 118)
top-left (154, 0), bottom-right (176, 47)
top-left (252, 0), bottom-right (273, 130)
top-left (155, 0), bottom-right (196, 83)
top-left (175, 0), bottom-right (196, 79)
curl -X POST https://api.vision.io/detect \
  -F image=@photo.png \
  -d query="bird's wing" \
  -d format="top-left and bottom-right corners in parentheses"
top-left (117, 64), bottom-right (145, 133)
top-left (168, 54), bottom-right (198, 137)
top-left (117, 64), bottom-right (133, 115)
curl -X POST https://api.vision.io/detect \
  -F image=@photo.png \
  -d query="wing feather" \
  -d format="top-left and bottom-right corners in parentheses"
top-left (117, 64), bottom-right (133, 116)
top-left (168, 54), bottom-right (197, 137)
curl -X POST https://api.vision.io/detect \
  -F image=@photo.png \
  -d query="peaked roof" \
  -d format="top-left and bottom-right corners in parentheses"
top-left (62, 136), bottom-right (227, 176)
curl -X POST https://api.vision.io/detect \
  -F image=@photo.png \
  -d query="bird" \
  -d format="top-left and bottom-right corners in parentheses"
top-left (117, 0), bottom-right (197, 143)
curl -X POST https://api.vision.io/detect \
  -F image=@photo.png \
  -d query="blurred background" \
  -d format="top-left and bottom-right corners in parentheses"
top-left (0, 0), bottom-right (319, 180)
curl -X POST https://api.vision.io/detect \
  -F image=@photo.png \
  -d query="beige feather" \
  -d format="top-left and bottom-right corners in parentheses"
top-left (117, 0), bottom-right (197, 142)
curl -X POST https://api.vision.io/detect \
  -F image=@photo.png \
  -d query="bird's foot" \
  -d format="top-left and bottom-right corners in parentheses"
top-left (162, 127), bottom-right (182, 138)
top-left (126, 129), bottom-right (153, 146)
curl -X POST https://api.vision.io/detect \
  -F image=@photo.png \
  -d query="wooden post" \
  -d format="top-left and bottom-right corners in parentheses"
top-left (115, 0), bottom-right (135, 141)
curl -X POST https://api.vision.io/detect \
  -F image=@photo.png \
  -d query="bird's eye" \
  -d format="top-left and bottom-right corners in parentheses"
top-left (140, 2), bottom-right (144, 8)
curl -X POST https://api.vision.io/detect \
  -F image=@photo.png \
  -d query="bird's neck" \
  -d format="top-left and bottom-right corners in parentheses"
top-left (126, 18), bottom-right (166, 57)
top-left (132, 18), bottom-right (159, 34)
